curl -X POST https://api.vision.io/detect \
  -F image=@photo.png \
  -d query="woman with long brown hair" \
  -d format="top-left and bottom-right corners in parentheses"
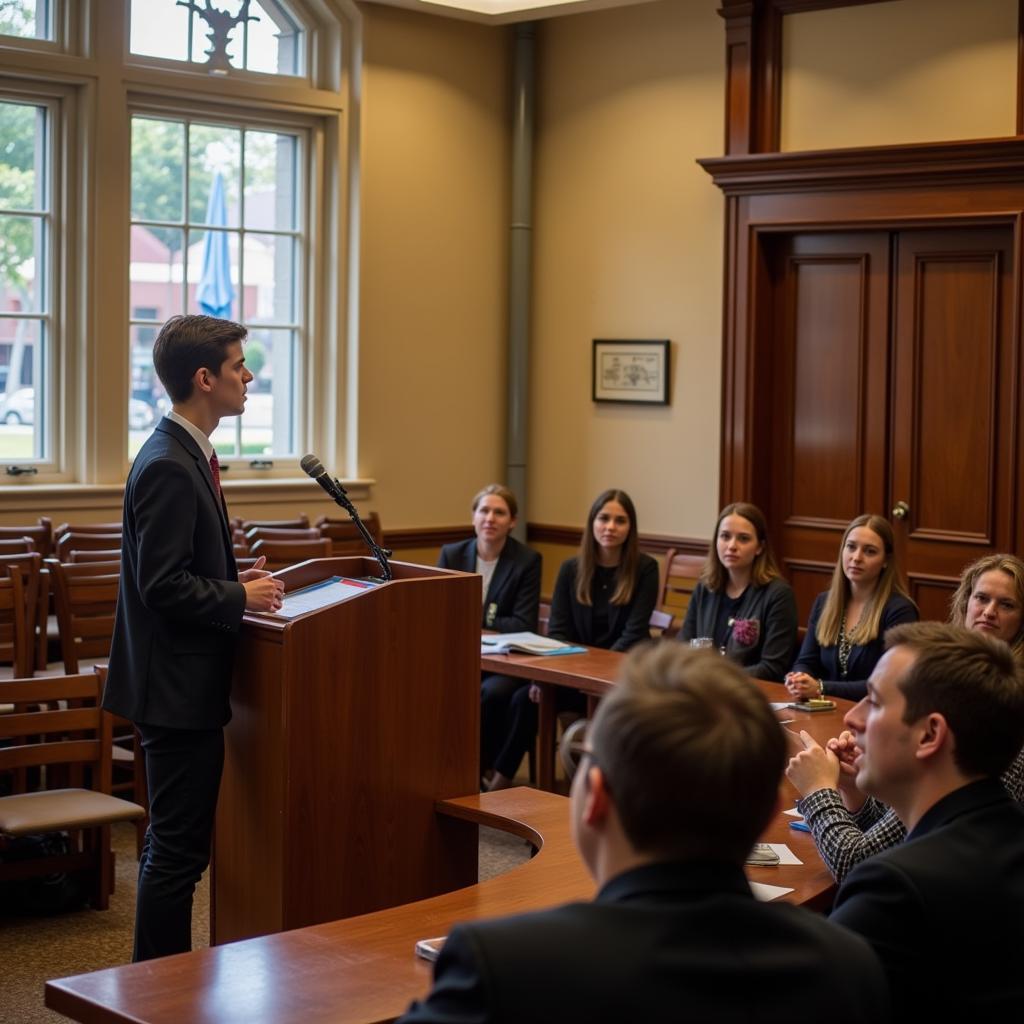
top-left (680, 502), bottom-right (797, 681)
top-left (785, 513), bottom-right (918, 702)
top-left (487, 488), bottom-right (658, 790)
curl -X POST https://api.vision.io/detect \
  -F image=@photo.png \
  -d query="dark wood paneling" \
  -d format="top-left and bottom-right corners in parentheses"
top-left (784, 558), bottom-right (835, 627)
top-left (384, 525), bottom-right (469, 549)
top-left (527, 523), bottom-right (708, 558)
top-left (908, 573), bottom-right (960, 624)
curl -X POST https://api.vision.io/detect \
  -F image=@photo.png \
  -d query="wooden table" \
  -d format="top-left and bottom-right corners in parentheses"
top-left (46, 780), bottom-right (843, 1024)
top-left (481, 645), bottom-right (852, 793)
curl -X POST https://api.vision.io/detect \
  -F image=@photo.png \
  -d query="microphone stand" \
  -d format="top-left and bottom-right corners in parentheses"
top-left (327, 477), bottom-right (393, 582)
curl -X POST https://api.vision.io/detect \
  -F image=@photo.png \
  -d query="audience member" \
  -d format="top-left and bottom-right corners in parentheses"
top-left (438, 485), bottom-right (541, 782)
top-left (829, 622), bottom-right (1024, 1016)
top-left (787, 553), bottom-right (1024, 880)
top-left (680, 501), bottom-right (797, 680)
top-left (487, 489), bottom-right (658, 790)
top-left (786, 514), bottom-right (917, 701)
top-left (398, 646), bottom-right (890, 1024)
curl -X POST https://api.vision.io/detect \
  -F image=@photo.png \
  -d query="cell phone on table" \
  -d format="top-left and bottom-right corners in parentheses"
top-left (415, 936), bottom-right (447, 962)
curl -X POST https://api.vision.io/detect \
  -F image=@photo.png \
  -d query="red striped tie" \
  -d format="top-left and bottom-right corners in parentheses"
top-left (210, 451), bottom-right (223, 497)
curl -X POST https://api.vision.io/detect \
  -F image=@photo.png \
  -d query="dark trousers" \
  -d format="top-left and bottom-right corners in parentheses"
top-left (480, 674), bottom-right (529, 773)
top-left (134, 723), bottom-right (224, 962)
top-left (492, 685), bottom-right (585, 780)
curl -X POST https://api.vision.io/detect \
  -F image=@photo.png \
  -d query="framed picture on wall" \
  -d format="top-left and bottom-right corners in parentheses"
top-left (592, 339), bottom-right (670, 405)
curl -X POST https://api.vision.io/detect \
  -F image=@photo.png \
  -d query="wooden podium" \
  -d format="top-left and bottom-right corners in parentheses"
top-left (212, 557), bottom-right (481, 944)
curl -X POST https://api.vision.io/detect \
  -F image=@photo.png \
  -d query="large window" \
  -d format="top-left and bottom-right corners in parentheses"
top-left (129, 0), bottom-right (304, 77)
top-left (0, 0), bottom-right (51, 41)
top-left (129, 114), bottom-right (304, 461)
top-left (0, 95), bottom-right (52, 463)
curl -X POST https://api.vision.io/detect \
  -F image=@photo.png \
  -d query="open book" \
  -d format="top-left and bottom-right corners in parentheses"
top-left (481, 632), bottom-right (587, 656)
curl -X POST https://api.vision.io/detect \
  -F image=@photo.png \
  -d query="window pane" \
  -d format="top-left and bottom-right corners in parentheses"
top-left (244, 130), bottom-right (297, 231)
top-left (0, 0), bottom-right (48, 40)
top-left (187, 227), bottom-right (240, 319)
top-left (0, 214), bottom-right (45, 312)
top-left (244, 234), bottom-right (294, 324)
top-left (189, 125), bottom-right (241, 227)
top-left (129, 325), bottom-right (164, 458)
top-left (240, 327), bottom-right (295, 456)
top-left (247, 1), bottom-right (301, 76)
top-left (189, 6), bottom-right (244, 67)
top-left (129, 0), bottom-right (189, 62)
top-left (131, 224), bottom-right (186, 321)
top-left (131, 118), bottom-right (184, 222)
top-left (0, 101), bottom-right (43, 211)
top-left (0, 318), bottom-right (44, 459)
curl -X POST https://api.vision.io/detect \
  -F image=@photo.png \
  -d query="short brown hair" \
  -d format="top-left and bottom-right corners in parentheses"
top-left (471, 484), bottom-right (518, 519)
top-left (886, 622), bottom-right (1024, 779)
top-left (152, 314), bottom-right (248, 404)
top-left (589, 644), bottom-right (785, 862)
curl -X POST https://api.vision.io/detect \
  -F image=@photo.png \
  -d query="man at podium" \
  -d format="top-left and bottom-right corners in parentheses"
top-left (104, 314), bottom-right (284, 962)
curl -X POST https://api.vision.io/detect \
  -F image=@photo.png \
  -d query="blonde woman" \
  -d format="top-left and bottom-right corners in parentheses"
top-left (785, 514), bottom-right (917, 702)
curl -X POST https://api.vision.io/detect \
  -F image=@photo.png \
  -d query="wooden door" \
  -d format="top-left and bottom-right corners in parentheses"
top-left (764, 225), bottom-right (1015, 627)
top-left (890, 227), bottom-right (1016, 620)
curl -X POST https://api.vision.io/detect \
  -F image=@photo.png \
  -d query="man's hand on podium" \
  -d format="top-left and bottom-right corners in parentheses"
top-left (241, 555), bottom-right (285, 613)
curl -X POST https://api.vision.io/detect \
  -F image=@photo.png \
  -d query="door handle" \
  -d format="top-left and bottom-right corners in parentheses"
top-left (892, 500), bottom-right (910, 520)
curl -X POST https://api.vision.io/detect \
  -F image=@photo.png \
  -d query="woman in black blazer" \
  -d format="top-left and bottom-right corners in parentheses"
top-left (438, 484), bottom-right (541, 779)
top-left (488, 488), bottom-right (658, 789)
top-left (680, 502), bottom-right (797, 681)
top-left (786, 513), bottom-right (917, 702)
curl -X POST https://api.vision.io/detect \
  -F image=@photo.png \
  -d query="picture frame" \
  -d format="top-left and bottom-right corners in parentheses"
top-left (592, 339), bottom-right (670, 405)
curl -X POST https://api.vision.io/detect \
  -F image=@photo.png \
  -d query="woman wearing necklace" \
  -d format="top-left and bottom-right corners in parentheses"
top-left (785, 513), bottom-right (917, 702)
top-left (487, 488), bottom-right (658, 790)
top-left (680, 502), bottom-right (797, 681)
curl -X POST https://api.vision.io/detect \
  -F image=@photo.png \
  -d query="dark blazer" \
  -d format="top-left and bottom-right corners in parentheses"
top-left (547, 553), bottom-right (659, 652)
top-left (398, 860), bottom-right (890, 1024)
top-left (103, 417), bottom-right (246, 730)
top-left (831, 778), bottom-right (1024, 1017)
top-left (438, 536), bottom-right (541, 633)
top-left (680, 577), bottom-right (798, 681)
top-left (792, 591), bottom-right (918, 700)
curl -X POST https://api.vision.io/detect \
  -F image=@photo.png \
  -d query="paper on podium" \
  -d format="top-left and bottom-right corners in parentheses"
top-left (275, 576), bottom-right (379, 619)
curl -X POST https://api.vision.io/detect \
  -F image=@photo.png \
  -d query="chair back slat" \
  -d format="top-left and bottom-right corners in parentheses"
top-left (68, 549), bottom-right (121, 564)
top-left (0, 706), bottom-right (98, 736)
top-left (0, 517), bottom-right (52, 557)
top-left (45, 561), bottom-right (120, 674)
top-left (245, 526), bottom-right (321, 543)
top-left (239, 516), bottom-right (309, 531)
top-left (316, 513), bottom-right (383, 553)
top-left (0, 569), bottom-right (30, 677)
top-left (0, 538), bottom-right (35, 554)
top-left (659, 549), bottom-right (707, 618)
top-left (248, 537), bottom-right (332, 571)
top-left (56, 532), bottom-right (122, 561)
top-left (0, 739), bottom-right (103, 771)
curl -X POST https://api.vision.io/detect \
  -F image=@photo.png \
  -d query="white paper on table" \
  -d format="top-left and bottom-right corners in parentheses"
top-left (783, 807), bottom-right (802, 817)
top-left (763, 843), bottom-right (802, 866)
top-left (770, 702), bottom-right (790, 711)
top-left (751, 881), bottom-right (794, 901)
top-left (274, 576), bottom-right (378, 619)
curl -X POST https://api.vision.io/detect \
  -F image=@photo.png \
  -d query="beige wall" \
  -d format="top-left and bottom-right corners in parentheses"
top-left (528, 0), bottom-right (724, 540)
top-left (781, 0), bottom-right (1017, 151)
top-left (357, 4), bottom-right (511, 530)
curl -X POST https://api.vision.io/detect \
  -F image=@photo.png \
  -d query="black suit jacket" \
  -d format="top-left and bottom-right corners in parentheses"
top-left (398, 860), bottom-right (890, 1024)
top-left (831, 778), bottom-right (1024, 1017)
top-left (792, 591), bottom-right (918, 699)
top-left (103, 417), bottom-right (246, 730)
top-left (438, 536), bottom-right (541, 633)
top-left (547, 554), bottom-right (659, 652)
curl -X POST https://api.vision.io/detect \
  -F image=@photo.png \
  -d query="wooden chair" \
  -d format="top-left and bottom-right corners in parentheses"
top-left (0, 568), bottom-right (31, 681)
top-left (659, 549), bottom-right (707, 620)
top-left (0, 553), bottom-right (43, 674)
top-left (54, 521), bottom-right (121, 536)
top-left (0, 537), bottom-right (36, 555)
top-left (55, 532), bottom-right (122, 562)
top-left (0, 517), bottom-right (53, 558)
top-left (248, 537), bottom-right (332, 571)
top-left (245, 526), bottom-right (321, 544)
top-left (67, 549), bottom-right (122, 564)
top-left (239, 515), bottom-right (310, 531)
top-left (45, 560), bottom-right (120, 675)
top-left (0, 670), bottom-right (145, 910)
top-left (316, 513), bottom-right (383, 554)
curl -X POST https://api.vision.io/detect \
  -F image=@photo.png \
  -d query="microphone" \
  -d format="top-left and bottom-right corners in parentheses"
top-left (301, 453), bottom-right (345, 499)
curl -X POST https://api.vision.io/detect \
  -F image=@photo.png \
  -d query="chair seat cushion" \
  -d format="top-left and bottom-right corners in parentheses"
top-left (0, 789), bottom-right (145, 836)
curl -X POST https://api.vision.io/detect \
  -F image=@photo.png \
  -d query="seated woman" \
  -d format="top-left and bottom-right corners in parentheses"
top-left (787, 552), bottom-right (1024, 882)
top-left (438, 484), bottom-right (541, 781)
top-left (680, 502), bottom-right (797, 681)
top-left (785, 513), bottom-right (917, 703)
top-left (487, 488), bottom-right (658, 790)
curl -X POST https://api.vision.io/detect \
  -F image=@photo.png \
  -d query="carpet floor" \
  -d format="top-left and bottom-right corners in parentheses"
top-left (1, 821), bottom-right (531, 1024)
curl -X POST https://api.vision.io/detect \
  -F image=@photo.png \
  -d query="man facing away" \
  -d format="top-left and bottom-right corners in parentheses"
top-left (103, 315), bottom-right (284, 962)
top-left (397, 645), bottom-right (889, 1024)
top-left (827, 622), bottom-right (1024, 1016)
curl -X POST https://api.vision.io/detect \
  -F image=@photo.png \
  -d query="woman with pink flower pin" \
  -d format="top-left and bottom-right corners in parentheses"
top-left (680, 502), bottom-right (798, 681)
